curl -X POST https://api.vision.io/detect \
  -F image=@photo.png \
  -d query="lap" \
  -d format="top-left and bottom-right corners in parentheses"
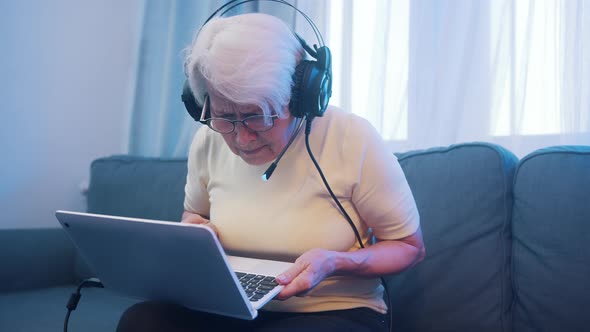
top-left (256, 308), bottom-right (387, 332)
top-left (116, 301), bottom-right (387, 332)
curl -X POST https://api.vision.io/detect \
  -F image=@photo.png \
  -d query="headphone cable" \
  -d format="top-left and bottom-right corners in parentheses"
top-left (304, 118), bottom-right (393, 332)
top-left (63, 278), bottom-right (104, 332)
top-left (262, 116), bottom-right (306, 181)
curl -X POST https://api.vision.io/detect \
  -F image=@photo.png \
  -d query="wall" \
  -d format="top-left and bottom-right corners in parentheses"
top-left (0, 0), bottom-right (144, 228)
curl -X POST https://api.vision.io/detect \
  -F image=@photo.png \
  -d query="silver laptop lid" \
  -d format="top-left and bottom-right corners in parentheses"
top-left (56, 210), bottom-right (273, 319)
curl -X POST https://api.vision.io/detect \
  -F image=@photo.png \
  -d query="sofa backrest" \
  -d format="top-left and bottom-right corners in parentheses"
top-left (391, 143), bottom-right (518, 332)
top-left (87, 155), bottom-right (188, 221)
top-left (511, 146), bottom-right (590, 331)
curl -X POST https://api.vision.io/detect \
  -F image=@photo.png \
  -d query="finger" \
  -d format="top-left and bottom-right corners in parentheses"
top-left (276, 272), bottom-right (313, 300)
top-left (276, 262), bottom-right (306, 285)
top-left (182, 215), bottom-right (210, 224)
top-left (203, 222), bottom-right (219, 237)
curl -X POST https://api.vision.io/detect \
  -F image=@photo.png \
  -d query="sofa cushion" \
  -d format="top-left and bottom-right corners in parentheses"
top-left (0, 228), bottom-right (76, 292)
top-left (87, 155), bottom-right (188, 221)
top-left (512, 146), bottom-right (590, 331)
top-left (0, 285), bottom-right (138, 332)
top-left (390, 143), bottom-right (517, 332)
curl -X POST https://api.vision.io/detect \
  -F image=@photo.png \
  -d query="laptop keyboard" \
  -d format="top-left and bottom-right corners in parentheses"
top-left (235, 272), bottom-right (280, 302)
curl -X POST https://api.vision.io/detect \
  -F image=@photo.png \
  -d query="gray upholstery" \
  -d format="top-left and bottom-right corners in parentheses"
top-left (0, 228), bottom-right (76, 292)
top-left (87, 155), bottom-right (188, 221)
top-left (512, 146), bottom-right (590, 331)
top-left (0, 286), bottom-right (137, 332)
top-left (391, 143), bottom-right (517, 332)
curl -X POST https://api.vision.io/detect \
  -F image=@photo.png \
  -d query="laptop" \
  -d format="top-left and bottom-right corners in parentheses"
top-left (55, 210), bottom-right (293, 320)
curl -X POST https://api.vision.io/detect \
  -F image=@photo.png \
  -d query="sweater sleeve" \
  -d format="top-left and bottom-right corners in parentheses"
top-left (183, 126), bottom-right (211, 217)
top-left (349, 117), bottom-right (420, 240)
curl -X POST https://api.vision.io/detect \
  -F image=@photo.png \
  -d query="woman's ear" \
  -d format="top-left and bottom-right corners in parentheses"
top-left (282, 104), bottom-right (293, 119)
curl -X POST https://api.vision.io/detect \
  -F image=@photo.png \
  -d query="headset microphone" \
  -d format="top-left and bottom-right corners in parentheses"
top-left (261, 164), bottom-right (276, 181)
top-left (262, 116), bottom-right (306, 181)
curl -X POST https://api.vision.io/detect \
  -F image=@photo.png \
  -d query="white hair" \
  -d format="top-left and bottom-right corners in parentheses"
top-left (184, 13), bottom-right (303, 118)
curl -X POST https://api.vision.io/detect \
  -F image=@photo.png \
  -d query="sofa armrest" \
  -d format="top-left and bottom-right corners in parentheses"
top-left (0, 228), bottom-right (77, 292)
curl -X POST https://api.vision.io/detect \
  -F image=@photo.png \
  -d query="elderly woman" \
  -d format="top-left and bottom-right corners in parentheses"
top-left (117, 12), bottom-right (424, 332)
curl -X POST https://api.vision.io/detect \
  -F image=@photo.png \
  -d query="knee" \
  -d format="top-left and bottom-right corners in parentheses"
top-left (116, 301), bottom-right (177, 332)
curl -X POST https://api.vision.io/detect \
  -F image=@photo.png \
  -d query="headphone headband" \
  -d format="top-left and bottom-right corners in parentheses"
top-left (203, 0), bottom-right (325, 47)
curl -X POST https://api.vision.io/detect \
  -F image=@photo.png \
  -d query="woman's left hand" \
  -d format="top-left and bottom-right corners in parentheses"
top-left (273, 229), bottom-right (426, 301)
top-left (274, 248), bottom-right (338, 300)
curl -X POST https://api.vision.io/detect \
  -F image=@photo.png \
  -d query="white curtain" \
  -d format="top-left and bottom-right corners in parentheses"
top-left (130, 0), bottom-right (590, 158)
top-left (326, 0), bottom-right (590, 157)
top-left (129, 0), bottom-right (231, 157)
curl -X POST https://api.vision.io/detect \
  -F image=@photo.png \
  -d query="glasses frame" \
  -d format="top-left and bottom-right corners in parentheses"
top-left (199, 95), bottom-right (279, 134)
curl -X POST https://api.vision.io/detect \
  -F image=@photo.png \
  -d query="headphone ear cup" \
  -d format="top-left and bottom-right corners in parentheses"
top-left (181, 80), bottom-right (203, 122)
top-left (290, 59), bottom-right (331, 119)
top-left (289, 61), bottom-right (308, 118)
top-left (315, 46), bottom-right (332, 113)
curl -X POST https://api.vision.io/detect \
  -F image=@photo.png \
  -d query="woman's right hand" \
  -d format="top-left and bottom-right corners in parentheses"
top-left (181, 211), bottom-right (219, 237)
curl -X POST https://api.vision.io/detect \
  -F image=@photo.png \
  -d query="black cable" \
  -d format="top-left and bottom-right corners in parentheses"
top-left (63, 310), bottom-right (72, 332)
top-left (263, 116), bottom-right (306, 181)
top-left (64, 278), bottom-right (104, 332)
top-left (304, 119), bottom-right (364, 248)
top-left (304, 118), bottom-right (393, 332)
top-left (380, 277), bottom-right (393, 332)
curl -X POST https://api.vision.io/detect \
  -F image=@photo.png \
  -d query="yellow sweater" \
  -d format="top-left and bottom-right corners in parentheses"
top-left (184, 106), bottom-right (419, 314)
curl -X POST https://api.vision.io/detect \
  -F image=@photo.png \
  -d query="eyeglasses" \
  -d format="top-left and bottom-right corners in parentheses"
top-left (204, 115), bottom-right (279, 134)
top-left (199, 95), bottom-right (278, 134)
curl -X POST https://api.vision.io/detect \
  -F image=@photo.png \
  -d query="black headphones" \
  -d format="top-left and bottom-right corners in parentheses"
top-left (181, 0), bottom-right (332, 123)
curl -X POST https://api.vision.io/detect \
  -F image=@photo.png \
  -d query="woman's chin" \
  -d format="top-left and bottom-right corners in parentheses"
top-left (238, 148), bottom-right (274, 165)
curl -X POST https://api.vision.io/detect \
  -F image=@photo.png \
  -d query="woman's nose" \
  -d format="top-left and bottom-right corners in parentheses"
top-left (234, 122), bottom-right (257, 145)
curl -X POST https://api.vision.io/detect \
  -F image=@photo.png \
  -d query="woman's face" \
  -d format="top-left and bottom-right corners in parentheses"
top-left (208, 92), bottom-right (296, 166)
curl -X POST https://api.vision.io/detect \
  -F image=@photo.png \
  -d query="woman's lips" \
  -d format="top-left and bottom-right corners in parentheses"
top-left (239, 145), bottom-right (266, 155)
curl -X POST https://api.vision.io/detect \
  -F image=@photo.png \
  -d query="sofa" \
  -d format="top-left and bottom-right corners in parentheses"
top-left (1, 142), bottom-right (589, 332)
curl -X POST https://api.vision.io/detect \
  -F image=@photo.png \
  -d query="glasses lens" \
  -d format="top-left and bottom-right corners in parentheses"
top-left (244, 115), bottom-right (275, 132)
top-left (208, 119), bottom-right (234, 133)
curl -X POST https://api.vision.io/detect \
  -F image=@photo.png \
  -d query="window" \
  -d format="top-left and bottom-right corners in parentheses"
top-left (491, 0), bottom-right (562, 136)
top-left (325, 0), bottom-right (588, 153)
top-left (328, 0), bottom-right (409, 141)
